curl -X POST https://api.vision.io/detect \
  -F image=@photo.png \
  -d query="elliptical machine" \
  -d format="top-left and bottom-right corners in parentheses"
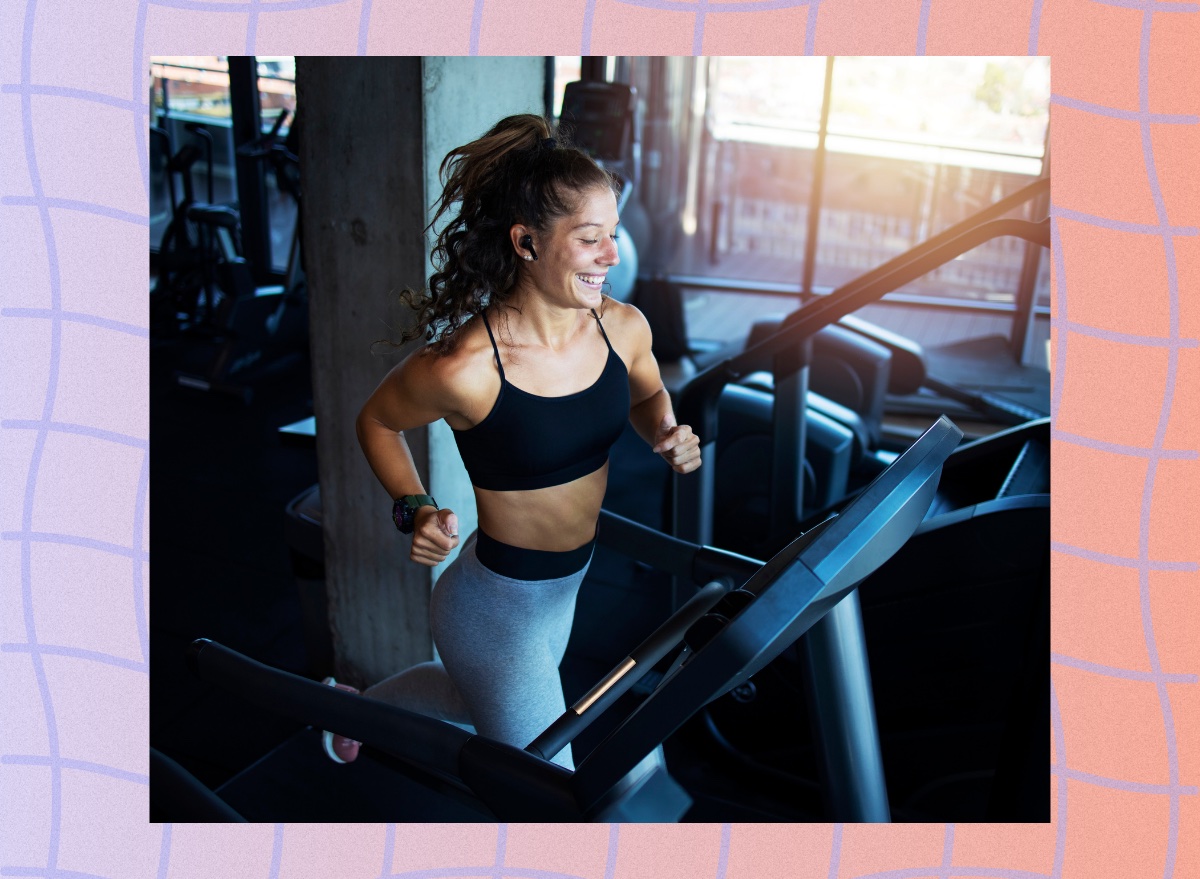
top-left (169, 110), bottom-right (309, 403)
top-left (150, 122), bottom-right (220, 336)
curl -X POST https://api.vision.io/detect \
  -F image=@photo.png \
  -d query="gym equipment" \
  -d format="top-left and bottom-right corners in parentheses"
top-left (679, 177), bottom-right (1051, 553)
top-left (169, 111), bottom-right (309, 402)
top-left (171, 417), bottom-right (961, 822)
top-left (734, 178), bottom-right (1052, 443)
top-left (665, 182), bottom-right (1050, 820)
top-left (150, 123), bottom-right (219, 334)
top-left (694, 417), bottom-right (1049, 820)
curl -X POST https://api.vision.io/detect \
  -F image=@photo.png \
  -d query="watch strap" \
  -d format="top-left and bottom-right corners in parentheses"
top-left (402, 494), bottom-right (438, 510)
top-left (392, 494), bottom-right (438, 533)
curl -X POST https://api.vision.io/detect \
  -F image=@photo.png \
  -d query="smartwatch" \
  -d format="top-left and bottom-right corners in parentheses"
top-left (392, 494), bottom-right (438, 534)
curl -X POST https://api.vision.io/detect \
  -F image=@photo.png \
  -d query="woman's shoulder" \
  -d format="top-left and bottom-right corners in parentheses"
top-left (596, 297), bottom-right (652, 352)
top-left (412, 313), bottom-right (498, 399)
top-left (360, 314), bottom-right (496, 431)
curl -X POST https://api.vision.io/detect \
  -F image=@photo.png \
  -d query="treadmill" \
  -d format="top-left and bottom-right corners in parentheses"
top-left (160, 417), bottom-right (962, 822)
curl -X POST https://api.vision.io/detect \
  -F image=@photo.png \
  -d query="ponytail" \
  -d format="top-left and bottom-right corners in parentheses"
top-left (388, 114), bottom-right (618, 354)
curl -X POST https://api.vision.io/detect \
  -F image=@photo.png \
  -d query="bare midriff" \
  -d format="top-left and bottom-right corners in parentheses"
top-left (473, 462), bottom-right (609, 552)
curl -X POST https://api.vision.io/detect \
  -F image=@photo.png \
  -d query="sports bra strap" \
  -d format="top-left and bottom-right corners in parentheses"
top-left (480, 311), bottom-right (505, 382)
top-left (483, 309), bottom-right (610, 380)
top-left (591, 309), bottom-right (614, 352)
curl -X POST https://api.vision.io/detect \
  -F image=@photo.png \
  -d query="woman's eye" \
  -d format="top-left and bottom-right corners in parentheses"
top-left (582, 238), bottom-right (598, 245)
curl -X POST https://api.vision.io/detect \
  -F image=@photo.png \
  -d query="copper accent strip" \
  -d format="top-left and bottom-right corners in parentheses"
top-left (571, 657), bottom-right (637, 715)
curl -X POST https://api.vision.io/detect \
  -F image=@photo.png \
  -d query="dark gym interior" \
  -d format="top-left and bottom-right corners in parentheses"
top-left (150, 55), bottom-right (1051, 823)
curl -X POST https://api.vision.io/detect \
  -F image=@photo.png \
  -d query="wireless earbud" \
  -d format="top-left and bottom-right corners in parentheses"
top-left (520, 235), bottom-right (538, 261)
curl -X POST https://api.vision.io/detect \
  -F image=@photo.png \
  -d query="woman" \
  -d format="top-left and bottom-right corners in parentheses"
top-left (332, 114), bottom-right (700, 771)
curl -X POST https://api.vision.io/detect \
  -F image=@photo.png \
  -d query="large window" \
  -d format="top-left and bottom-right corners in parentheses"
top-left (700, 58), bottom-right (827, 284)
top-left (575, 56), bottom-right (1051, 313)
top-left (690, 57), bottom-right (1048, 303)
top-left (152, 56), bottom-right (232, 122)
top-left (816, 58), bottom-right (1048, 303)
top-left (552, 56), bottom-right (582, 119)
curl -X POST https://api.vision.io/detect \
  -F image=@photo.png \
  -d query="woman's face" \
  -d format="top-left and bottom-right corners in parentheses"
top-left (526, 185), bottom-right (620, 311)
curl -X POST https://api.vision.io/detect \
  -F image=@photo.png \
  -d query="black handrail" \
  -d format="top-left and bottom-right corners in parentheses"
top-left (186, 638), bottom-right (580, 821)
top-left (186, 639), bottom-right (470, 778)
top-left (526, 579), bottom-right (729, 762)
top-left (597, 509), bottom-right (761, 586)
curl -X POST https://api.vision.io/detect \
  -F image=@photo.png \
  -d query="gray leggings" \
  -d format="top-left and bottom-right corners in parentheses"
top-left (365, 530), bottom-right (589, 770)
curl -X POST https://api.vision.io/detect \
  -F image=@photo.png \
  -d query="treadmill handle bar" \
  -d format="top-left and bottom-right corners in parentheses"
top-left (526, 579), bottom-right (730, 762)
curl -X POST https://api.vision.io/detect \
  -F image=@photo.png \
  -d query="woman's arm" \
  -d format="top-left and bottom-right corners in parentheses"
top-left (620, 304), bottom-right (702, 475)
top-left (356, 348), bottom-right (465, 566)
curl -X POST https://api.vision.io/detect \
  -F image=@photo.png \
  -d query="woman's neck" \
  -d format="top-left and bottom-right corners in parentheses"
top-left (497, 284), bottom-right (590, 351)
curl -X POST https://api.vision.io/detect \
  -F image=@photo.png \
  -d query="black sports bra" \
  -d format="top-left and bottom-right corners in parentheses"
top-left (451, 309), bottom-right (630, 491)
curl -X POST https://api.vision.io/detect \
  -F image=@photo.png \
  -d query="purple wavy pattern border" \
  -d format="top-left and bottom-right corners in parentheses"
top-left (1132, 9), bottom-right (1186, 878)
top-left (0, 2), bottom-right (1194, 879)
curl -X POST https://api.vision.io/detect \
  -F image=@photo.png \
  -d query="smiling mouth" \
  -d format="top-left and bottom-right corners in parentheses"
top-left (576, 274), bottom-right (606, 287)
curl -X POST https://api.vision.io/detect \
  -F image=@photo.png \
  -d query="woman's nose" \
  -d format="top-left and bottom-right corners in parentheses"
top-left (602, 235), bottom-right (620, 266)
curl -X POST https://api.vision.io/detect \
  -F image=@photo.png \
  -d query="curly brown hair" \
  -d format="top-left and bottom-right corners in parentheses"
top-left (390, 114), bottom-right (619, 354)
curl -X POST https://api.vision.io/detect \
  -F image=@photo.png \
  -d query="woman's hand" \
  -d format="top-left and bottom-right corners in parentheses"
top-left (410, 507), bottom-right (460, 566)
top-left (651, 413), bottom-right (702, 474)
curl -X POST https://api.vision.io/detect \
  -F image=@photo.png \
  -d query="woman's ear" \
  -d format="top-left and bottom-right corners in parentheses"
top-left (511, 225), bottom-right (537, 261)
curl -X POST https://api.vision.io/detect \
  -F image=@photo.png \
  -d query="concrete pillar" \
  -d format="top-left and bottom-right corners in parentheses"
top-left (421, 57), bottom-right (546, 584)
top-left (298, 57), bottom-right (544, 685)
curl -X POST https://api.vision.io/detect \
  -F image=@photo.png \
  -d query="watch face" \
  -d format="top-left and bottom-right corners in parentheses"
top-left (393, 496), bottom-right (434, 533)
top-left (392, 499), bottom-right (412, 533)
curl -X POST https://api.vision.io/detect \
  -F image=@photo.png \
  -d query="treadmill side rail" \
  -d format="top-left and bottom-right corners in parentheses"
top-left (457, 737), bottom-right (578, 821)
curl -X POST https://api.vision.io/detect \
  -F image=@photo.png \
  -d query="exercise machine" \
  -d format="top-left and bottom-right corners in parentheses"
top-left (665, 184), bottom-right (1050, 819)
top-left (150, 123), bottom-right (220, 335)
top-left (684, 177), bottom-right (1051, 557)
top-left (163, 417), bottom-right (962, 822)
top-left (169, 111), bottom-right (309, 402)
